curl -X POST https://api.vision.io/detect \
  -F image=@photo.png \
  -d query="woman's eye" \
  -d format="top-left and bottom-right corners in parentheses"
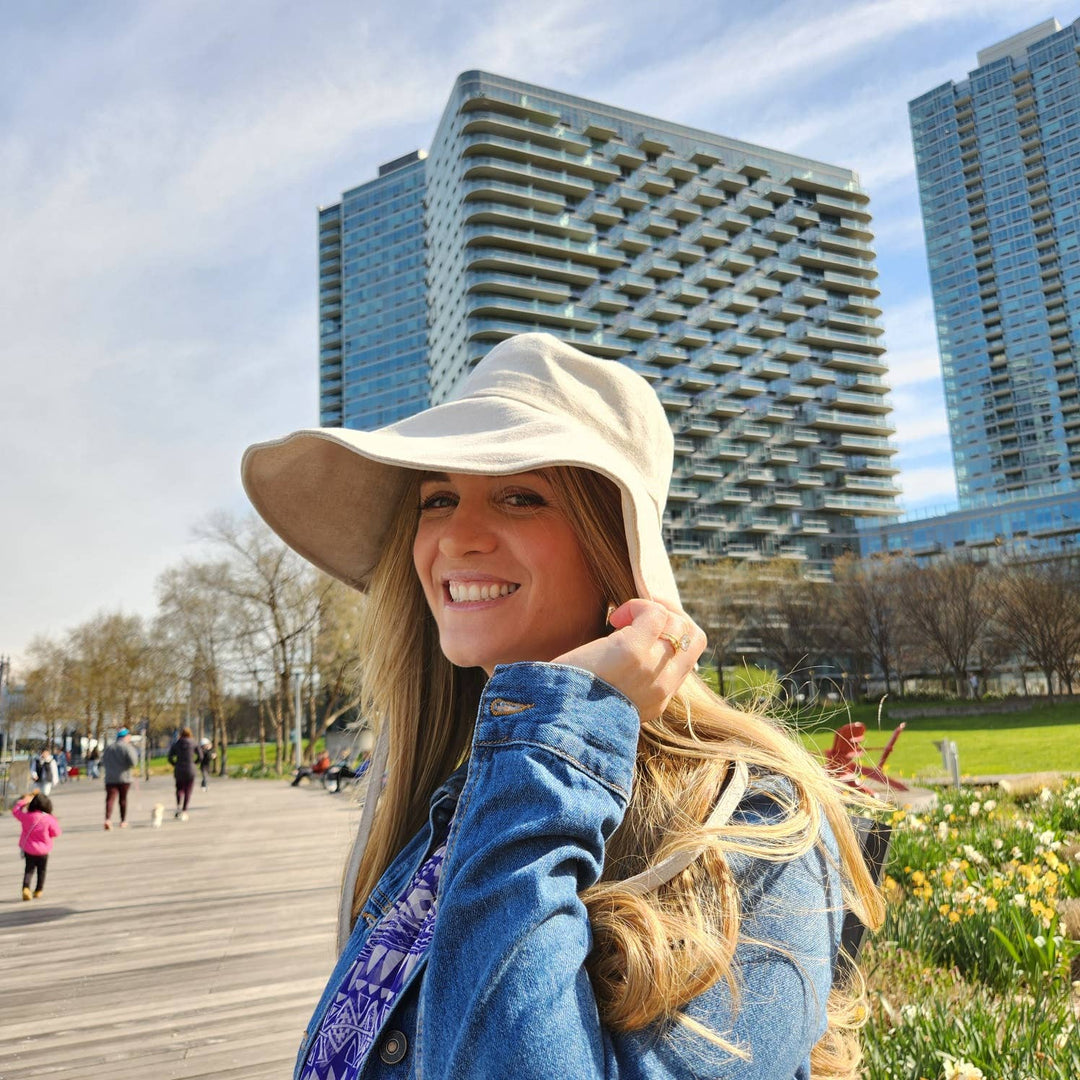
top-left (503, 490), bottom-right (545, 508)
top-left (418, 492), bottom-right (456, 512)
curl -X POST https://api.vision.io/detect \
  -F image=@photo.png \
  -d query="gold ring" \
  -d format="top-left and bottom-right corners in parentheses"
top-left (659, 631), bottom-right (691, 654)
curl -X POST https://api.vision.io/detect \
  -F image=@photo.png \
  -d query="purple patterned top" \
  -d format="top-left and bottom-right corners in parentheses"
top-left (300, 841), bottom-right (447, 1079)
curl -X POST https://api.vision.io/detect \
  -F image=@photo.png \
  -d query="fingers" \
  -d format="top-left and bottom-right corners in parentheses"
top-left (561, 598), bottom-right (707, 719)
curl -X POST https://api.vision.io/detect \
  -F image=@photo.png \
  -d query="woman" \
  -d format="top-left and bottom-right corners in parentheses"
top-left (167, 727), bottom-right (198, 820)
top-left (243, 333), bottom-right (883, 1079)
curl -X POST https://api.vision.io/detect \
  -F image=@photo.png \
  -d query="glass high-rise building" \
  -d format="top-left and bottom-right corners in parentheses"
top-left (909, 17), bottom-right (1080, 508)
top-left (321, 73), bottom-right (900, 566)
top-left (319, 151), bottom-right (429, 429)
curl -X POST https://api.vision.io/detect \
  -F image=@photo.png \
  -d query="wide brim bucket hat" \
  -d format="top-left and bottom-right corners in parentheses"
top-left (242, 332), bottom-right (681, 610)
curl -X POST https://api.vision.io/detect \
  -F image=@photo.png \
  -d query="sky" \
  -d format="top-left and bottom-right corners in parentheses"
top-left (1, 0), bottom-right (1069, 668)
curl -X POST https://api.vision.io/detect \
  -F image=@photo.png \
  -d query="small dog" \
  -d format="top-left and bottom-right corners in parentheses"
top-left (150, 803), bottom-right (165, 828)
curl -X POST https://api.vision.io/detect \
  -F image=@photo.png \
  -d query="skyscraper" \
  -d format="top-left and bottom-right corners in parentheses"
top-left (319, 151), bottom-right (429, 429)
top-left (321, 72), bottom-right (899, 567)
top-left (909, 17), bottom-right (1080, 508)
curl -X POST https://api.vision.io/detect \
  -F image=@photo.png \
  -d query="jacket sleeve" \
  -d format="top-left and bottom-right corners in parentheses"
top-left (416, 663), bottom-right (841, 1080)
top-left (167, 743), bottom-right (177, 766)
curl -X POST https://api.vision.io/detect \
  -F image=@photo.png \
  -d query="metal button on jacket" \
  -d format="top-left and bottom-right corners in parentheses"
top-left (379, 1030), bottom-right (408, 1065)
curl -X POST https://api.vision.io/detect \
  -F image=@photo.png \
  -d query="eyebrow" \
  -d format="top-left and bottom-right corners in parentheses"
top-left (418, 472), bottom-right (450, 482)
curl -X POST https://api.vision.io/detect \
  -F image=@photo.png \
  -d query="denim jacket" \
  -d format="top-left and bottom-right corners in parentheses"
top-left (296, 663), bottom-right (843, 1079)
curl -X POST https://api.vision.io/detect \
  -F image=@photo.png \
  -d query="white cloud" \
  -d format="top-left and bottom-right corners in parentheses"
top-left (896, 464), bottom-right (959, 510)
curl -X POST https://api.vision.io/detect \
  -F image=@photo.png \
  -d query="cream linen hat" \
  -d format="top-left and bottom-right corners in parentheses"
top-left (242, 332), bottom-right (681, 609)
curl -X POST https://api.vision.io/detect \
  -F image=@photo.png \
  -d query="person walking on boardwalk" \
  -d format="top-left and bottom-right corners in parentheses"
top-left (101, 728), bottom-right (139, 830)
top-left (32, 749), bottom-right (57, 796)
top-left (168, 727), bottom-right (198, 820)
top-left (242, 333), bottom-right (885, 1080)
top-left (196, 737), bottom-right (215, 790)
top-left (12, 792), bottom-right (61, 900)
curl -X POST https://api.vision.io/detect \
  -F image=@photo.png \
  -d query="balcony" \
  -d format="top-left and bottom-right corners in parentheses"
top-left (641, 340), bottom-right (689, 366)
top-left (610, 311), bottom-right (657, 339)
top-left (466, 294), bottom-right (600, 331)
top-left (609, 268), bottom-right (653, 295)
top-left (579, 283), bottom-right (630, 311)
top-left (632, 209), bottom-right (678, 237)
top-left (713, 289), bottom-right (757, 314)
top-left (676, 414), bottom-right (722, 436)
top-left (466, 247), bottom-right (599, 287)
top-left (607, 183), bottom-right (649, 210)
top-left (816, 492), bottom-right (897, 515)
top-left (693, 348), bottom-right (741, 374)
top-left (723, 374), bottom-right (768, 397)
top-left (685, 261), bottom-right (733, 290)
top-left (460, 132), bottom-right (620, 182)
top-left (634, 252), bottom-right (682, 279)
top-left (669, 321), bottom-right (712, 349)
top-left (462, 155), bottom-right (594, 198)
top-left (463, 224), bottom-right (624, 268)
top-left (461, 178), bottom-right (567, 214)
top-left (637, 294), bottom-right (682, 322)
top-left (464, 200), bottom-right (595, 240)
top-left (607, 225), bottom-right (651, 253)
top-left (466, 271), bottom-right (571, 304)
top-left (716, 330), bottom-right (761, 355)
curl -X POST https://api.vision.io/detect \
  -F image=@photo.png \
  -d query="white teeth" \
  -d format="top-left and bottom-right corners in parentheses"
top-left (448, 581), bottom-right (519, 603)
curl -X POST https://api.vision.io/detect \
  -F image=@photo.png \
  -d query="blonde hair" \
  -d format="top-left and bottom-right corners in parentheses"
top-left (351, 467), bottom-right (884, 1077)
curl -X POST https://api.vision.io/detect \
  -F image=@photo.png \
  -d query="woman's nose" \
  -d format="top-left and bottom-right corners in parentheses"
top-left (437, 503), bottom-right (497, 557)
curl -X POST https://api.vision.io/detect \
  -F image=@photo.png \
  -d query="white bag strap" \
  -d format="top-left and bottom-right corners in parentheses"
top-left (337, 724), bottom-right (390, 952)
top-left (618, 759), bottom-right (750, 896)
top-left (338, 736), bottom-right (748, 946)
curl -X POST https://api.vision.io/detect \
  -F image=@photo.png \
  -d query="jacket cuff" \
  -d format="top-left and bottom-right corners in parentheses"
top-left (474, 662), bottom-right (640, 800)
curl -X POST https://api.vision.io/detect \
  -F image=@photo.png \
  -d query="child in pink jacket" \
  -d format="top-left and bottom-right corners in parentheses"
top-left (12, 792), bottom-right (62, 900)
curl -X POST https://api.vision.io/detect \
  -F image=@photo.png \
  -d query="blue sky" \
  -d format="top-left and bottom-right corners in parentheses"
top-left (1, 0), bottom-right (1067, 665)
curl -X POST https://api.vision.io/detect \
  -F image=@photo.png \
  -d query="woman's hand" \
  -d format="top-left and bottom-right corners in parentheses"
top-left (553, 598), bottom-right (706, 720)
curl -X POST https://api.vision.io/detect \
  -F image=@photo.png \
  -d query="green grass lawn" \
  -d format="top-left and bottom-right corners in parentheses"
top-left (795, 699), bottom-right (1080, 778)
top-left (145, 739), bottom-right (324, 777)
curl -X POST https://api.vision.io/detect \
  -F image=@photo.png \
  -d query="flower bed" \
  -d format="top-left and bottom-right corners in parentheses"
top-left (862, 779), bottom-right (1080, 1078)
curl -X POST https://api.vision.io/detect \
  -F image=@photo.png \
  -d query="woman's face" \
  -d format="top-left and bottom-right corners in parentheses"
top-left (412, 471), bottom-right (606, 675)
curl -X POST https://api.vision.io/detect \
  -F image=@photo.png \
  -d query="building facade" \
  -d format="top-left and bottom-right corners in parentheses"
top-left (909, 17), bottom-right (1080, 508)
top-left (857, 486), bottom-right (1080, 563)
top-left (322, 72), bottom-right (900, 566)
top-left (319, 151), bottom-right (429, 429)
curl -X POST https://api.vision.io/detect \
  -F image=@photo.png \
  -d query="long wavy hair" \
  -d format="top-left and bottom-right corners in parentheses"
top-left (350, 466), bottom-right (884, 1077)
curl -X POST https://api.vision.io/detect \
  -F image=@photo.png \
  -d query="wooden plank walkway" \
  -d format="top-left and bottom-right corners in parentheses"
top-left (0, 774), bottom-right (363, 1078)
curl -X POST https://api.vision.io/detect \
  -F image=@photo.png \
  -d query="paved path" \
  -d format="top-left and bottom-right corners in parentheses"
top-left (0, 775), bottom-right (363, 1079)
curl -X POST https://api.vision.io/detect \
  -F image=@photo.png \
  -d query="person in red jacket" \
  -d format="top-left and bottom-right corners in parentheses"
top-left (12, 792), bottom-right (62, 900)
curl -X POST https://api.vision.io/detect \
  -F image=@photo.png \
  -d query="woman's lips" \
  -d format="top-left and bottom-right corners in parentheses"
top-left (445, 580), bottom-right (520, 604)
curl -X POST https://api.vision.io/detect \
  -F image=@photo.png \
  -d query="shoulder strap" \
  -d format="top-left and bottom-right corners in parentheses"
top-left (619, 759), bottom-right (750, 896)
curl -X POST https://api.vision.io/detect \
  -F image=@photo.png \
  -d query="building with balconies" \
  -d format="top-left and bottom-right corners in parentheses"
top-left (320, 72), bottom-right (900, 564)
top-left (318, 151), bottom-right (429, 429)
top-left (908, 17), bottom-right (1080, 507)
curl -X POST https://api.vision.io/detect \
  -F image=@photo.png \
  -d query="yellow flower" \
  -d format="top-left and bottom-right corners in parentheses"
top-left (939, 903), bottom-right (951, 917)
top-left (949, 910), bottom-right (961, 923)
top-left (911, 870), bottom-right (927, 887)
top-left (983, 896), bottom-right (999, 912)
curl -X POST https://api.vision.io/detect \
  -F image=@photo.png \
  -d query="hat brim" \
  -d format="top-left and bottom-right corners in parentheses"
top-left (241, 395), bottom-right (679, 607)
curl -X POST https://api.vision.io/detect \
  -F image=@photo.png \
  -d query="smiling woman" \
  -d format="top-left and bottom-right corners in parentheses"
top-left (241, 332), bottom-right (884, 1080)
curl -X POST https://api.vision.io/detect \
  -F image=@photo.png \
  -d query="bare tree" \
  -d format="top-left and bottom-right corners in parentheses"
top-left (898, 558), bottom-right (994, 696)
top-left (832, 554), bottom-right (908, 695)
top-left (676, 559), bottom-right (759, 696)
top-left (199, 512), bottom-right (330, 774)
top-left (156, 559), bottom-right (240, 773)
top-left (747, 564), bottom-right (833, 697)
top-left (992, 560), bottom-right (1080, 700)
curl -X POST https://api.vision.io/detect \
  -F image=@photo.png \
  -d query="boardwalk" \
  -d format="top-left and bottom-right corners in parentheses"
top-left (1, 775), bottom-right (362, 1079)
